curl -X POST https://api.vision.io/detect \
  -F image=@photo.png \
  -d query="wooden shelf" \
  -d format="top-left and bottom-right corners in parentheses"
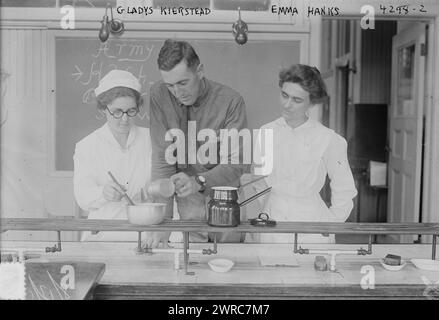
top-left (2, 218), bottom-right (439, 235)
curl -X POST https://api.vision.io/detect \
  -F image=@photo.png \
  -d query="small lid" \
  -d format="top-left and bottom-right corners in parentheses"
top-left (212, 186), bottom-right (238, 191)
top-left (249, 212), bottom-right (276, 227)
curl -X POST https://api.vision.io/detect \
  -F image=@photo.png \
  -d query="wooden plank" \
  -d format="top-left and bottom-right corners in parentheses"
top-left (2, 218), bottom-right (439, 235)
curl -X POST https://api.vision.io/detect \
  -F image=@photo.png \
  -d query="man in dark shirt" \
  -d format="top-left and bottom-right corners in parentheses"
top-left (145, 39), bottom-right (248, 248)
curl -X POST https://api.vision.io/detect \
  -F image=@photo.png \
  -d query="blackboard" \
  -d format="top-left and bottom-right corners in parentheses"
top-left (55, 36), bottom-right (301, 171)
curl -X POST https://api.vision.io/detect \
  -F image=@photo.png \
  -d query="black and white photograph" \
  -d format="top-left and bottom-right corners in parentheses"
top-left (1, 0), bottom-right (439, 307)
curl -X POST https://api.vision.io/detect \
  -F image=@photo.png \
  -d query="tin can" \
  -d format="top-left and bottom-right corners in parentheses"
top-left (207, 187), bottom-right (240, 227)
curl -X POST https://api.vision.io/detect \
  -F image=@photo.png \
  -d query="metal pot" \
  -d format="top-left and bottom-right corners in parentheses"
top-left (207, 186), bottom-right (271, 227)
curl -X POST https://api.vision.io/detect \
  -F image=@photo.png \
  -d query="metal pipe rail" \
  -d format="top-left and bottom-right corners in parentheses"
top-left (2, 218), bottom-right (438, 273)
top-left (293, 234), bottom-right (375, 272)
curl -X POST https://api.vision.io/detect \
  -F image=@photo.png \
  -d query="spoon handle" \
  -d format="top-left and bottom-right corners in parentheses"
top-left (238, 187), bottom-right (272, 207)
top-left (107, 171), bottom-right (135, 205)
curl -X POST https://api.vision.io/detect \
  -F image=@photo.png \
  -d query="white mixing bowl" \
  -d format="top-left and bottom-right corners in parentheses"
top-left (126, 203), bottom-right (167, 225)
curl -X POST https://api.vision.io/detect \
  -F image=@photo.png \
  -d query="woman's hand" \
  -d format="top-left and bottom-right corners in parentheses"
top-left (102, 181), bottom-right (126, 202)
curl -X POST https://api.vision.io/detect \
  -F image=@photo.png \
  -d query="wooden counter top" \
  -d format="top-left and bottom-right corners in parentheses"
top-left (2, 241), bottom-right (439, 299)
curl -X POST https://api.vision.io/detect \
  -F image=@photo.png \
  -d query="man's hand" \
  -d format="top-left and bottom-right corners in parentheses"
top-left (142, 232), bottom-right (171, 249)
top-left (170, 172), bottom-right (200, 197)
top-left (103, 181), bottom-right (126, 202)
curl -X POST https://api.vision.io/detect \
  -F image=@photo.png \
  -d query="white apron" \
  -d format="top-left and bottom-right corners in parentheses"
top-left (73, 124), bottom-right (151, 241)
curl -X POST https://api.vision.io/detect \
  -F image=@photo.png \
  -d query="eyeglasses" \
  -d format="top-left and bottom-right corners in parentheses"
top-left (106, 107), bottom-right (139, 119)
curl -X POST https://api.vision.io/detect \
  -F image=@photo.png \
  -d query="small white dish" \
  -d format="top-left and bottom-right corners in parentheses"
top-left (208, 258), bottom-right (234, 273)
top-left (380, 259), bottom-right (407, 271)
top-left (411, 259), bottom-right (439, 271)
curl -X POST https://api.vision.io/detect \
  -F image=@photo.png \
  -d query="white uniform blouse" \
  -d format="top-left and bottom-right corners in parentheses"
top-left (73, 123), bottom-right (151, 241)
top-left (249, 117), bottom-right (357, 243)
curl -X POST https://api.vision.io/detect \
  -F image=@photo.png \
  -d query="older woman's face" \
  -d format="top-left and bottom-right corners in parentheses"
top-left (105, 96), bottom-right (138, 134)
top-left (279, 82), bottom-right (312, 121)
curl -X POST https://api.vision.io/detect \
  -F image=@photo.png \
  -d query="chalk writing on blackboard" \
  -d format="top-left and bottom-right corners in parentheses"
top-left (71, 40), bottom-right (154, 105)
top-left (92, 43), bottom-right (116, 59)
top-left (72, 65), bottom-right (83, 81)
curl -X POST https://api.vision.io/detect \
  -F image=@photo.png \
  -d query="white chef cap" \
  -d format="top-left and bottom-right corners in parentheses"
top-left (94, 70), bottom-right (141, 97)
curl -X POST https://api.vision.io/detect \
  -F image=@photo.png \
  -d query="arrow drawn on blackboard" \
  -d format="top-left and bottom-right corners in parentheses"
top-left (72, 65), bottom-right (83, 82)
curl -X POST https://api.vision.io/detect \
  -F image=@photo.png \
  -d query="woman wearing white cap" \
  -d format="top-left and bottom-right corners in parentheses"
top-left (73, 70), bottom-right (151, 241)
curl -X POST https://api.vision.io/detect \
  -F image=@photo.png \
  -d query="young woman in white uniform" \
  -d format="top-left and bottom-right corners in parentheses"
top-left (249, 64), bottom-right (357, 244)
top-left (73, 70), bottom-right (151, 241)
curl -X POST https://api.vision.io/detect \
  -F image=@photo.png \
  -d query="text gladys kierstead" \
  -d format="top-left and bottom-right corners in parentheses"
top-left (116, 6), bottom-right (211, 16)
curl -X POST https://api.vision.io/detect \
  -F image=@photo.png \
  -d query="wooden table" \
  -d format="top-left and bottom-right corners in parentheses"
top-left (2, 241), bottom-right (439, 299)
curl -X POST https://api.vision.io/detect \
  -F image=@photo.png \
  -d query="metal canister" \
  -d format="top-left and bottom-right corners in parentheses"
top-left (207, 187), bottom-right (240, 227)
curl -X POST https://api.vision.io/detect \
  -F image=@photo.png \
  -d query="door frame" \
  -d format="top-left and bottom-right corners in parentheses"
top-left (388, 23), bottom-right (426, 243)
top-left (421, 17), bottom-right (439, 241)
top-left (312, 15), bottom-right (439, 237)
